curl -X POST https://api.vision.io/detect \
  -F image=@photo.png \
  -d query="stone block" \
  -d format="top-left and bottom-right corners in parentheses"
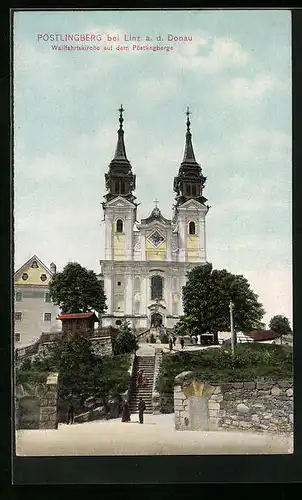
top-left (236, 403), bottom-right (249, 414)
top-left (286, 388), bottom-right (293, 397)
top-left (251, 414), bottom-right (259, 422)
top-left (278, 380), bottom-right (293, 389)
top-left (252, 403), bottom-right (265, 409)
top-left (256, 380), bottom-right (275, 390)
top-left (214, 386), bottom-right (221, 394)
top-left (243, 382), bottom-right (256, 390)
top-left (210, 394), bottom-right (223, 402)
top-left (289, 414), bottom-right (294, 424)
top-left (271, 386), bottom-right (281, 396)
top-left (208, 401), bottom-right (220, 410)
top-left (263, 413), bottom-right (273, 419)
top-left (232, 382), bottom-right (244, 389)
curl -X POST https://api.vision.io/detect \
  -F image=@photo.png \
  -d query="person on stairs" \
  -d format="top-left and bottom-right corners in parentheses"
top-left (180, 337), bottom-right (185, 350)
top-left (138, 397), bottom-right (146, 424)
top-left (137, 369), bottom-right (144, 388)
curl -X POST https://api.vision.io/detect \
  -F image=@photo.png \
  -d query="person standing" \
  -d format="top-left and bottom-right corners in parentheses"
top-left (67, 402), bottom-right (74, 425)
top-left (180, 337), bottom-right (185, 350)
top-left (121, 400), bottom-right (131, 422)
top-left (172, 335), bottom-right (176, 347)
top-left (169, 338), bottom-right (173, 351)
top-left (138, 397), bottom-right (146, 424)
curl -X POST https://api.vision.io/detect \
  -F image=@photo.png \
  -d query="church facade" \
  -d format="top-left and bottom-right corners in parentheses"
top-left (99, 106), bottom-right (210, 332)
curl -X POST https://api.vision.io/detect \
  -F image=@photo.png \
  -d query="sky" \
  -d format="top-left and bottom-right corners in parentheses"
top-left (13, 9), bottom-right (292, 327)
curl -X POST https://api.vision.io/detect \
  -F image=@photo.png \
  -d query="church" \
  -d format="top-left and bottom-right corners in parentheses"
top-left (99, 106), bottom-right (210, 333)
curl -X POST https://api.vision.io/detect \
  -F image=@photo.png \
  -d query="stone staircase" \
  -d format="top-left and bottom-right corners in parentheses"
top-left (130, 355), bottom-right (155, 414)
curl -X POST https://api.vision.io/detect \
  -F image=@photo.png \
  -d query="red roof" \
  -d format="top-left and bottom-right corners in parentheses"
top-left (244, 330), bottom-right (280, 341)
top-left (57, 312), bottom-right (99, 322)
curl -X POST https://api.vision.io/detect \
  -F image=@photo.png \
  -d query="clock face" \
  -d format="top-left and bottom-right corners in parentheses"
top-left (148, 230), bottom-right (165, 248)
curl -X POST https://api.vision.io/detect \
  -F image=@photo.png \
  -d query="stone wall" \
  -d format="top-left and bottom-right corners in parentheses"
top-left (90, 336), bottom-right (113, 356)
top-left (122, 353), bottom-right (136, 402)
top-left (152, 349), bottom-right (163, 414)
top-left (16, 372), bottom-right (59, 430)
top-left (174, 373), bottom-right (293, 433)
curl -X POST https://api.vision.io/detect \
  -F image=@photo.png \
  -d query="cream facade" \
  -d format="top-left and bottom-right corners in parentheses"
top-left (100, 107), bottom-right (210, 331)
top-left (14, 255), bottom-right (61, 348)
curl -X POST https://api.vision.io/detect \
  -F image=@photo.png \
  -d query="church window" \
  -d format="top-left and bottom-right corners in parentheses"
top-left (31, 260), bottom-right (38, 268)
top-left (15, 291), bottom-right (23, 302)
top-left (134, 300), bottom-right (140, 314)
top-left (151, 275), bottom-right (163, 300)
top-left (189, 221), bottom-right (196, 235)
top-left (116, 219), bottom-right (123, 233)
top-left (117, 281), bottom-right (121, 286)
top-left (121, 180), bottom-right (126, 194)
top-left (114, 180), bottom-right (119, 194)
top-left (148, 230), bottom-right (164, 247)
top-left (192, 184), bottom-right (197, 197)
top-left (134, 276), bottom-right (140, 292)
top-left (22, 273), bottom-right (28, 281)
top-left (116, 320), bottom-right (122, 326)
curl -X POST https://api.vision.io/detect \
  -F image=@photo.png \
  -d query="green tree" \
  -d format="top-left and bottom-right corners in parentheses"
top-left (178, 263), bottom-right (265, 345)
top-left (48, 262), bottom-right (107, 314)
top-left (91, 354), bottom-right (130, 410)
top-left (269, 315), bottom-right (292, 343)
top-left (112, 321), bottom-right (138, 355)
top-left (31, 332), bottom-right (96, 400)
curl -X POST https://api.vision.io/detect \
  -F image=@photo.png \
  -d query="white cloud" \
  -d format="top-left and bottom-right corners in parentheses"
top-left (171, 35), bottom-right (249, 73)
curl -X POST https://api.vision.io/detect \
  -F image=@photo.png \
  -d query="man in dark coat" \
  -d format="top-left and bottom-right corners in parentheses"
top-left (169, 338), bottom-right (173, 351)
top-left (172, 336), bottom-right (176, 347)
top-left (180, 337), bottom-right (185, 350)
top-left (138, 398), bottom-right (146, 424)
top-left (67, 402), bottom-right (74, 424)
top-left (121, 400), bottom-right (131, 422)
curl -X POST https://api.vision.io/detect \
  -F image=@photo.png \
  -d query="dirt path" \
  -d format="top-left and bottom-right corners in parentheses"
top-left (16, 414), bottom-right (293, 456)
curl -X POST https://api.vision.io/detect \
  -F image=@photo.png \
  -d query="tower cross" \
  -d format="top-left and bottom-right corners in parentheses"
top-left (153, 198), bottom-right (159, 209)
top-left (186, 106), bottom-right (191, 132)
top-left (118, 104), bottom-right (124, 128)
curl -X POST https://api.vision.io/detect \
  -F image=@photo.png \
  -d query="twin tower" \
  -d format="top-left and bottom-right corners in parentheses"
top-left (99, 106), bottom-right (210, 332)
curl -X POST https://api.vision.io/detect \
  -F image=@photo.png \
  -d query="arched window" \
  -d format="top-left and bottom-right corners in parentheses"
top-left (151, 275), bottom-right (163, 300)
top-left (189, 221), bottom-right (196, 235)
top-left (116, 219), bottom-right (123, 233)
top-left (121, 180), bottom-right (126, 194)
top-left (192, 184), bottom-right (197, 197)
top-left (114, 180), bottom-right (119, 194)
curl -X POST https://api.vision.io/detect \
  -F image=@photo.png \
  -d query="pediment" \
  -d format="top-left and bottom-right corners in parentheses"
top-left (14, 255), bottom-right (53, 286)
top-left (104, 196), bottom-right (136, 209)
top-left (178, 199), bottom-right (207, 211)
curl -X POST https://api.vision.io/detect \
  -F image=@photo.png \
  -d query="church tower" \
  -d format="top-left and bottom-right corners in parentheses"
top-left (173, 107), bottom-right (209, 263)
top-left (102, 105), bottom-right (137, 262)
top-left (102, 106), bottom-right (138, 318)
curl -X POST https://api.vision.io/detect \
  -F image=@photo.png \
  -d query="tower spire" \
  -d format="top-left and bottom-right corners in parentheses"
top-left (182, 106), bottom-right (197, 164)
top-left (113, 104), bottom-right (128, 161)
top-left (173, 107), bottom-right (207, 208)
top-left (104, 105), bottom-right (136, 205)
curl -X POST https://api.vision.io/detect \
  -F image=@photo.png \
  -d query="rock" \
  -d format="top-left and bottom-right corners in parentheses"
top-left (278, 380), bottom-right (293, 389)
top-left (289, 414), bottom-right (294, 424)
top-left (174, 371), bottom-right (194, 385)
top-left (232, 382), bottom-right (244, 389)
top-left (256, 380), bottom-right (275, 390)
top-left (237, 403), bottom-right (249, 414)
top-left (251, 414), bottom-right (259, 422)
top-left (271, 386), bottom-right (281, 396)
top-left (243, 382), bottom-right (256, 390)
top-left (286, 388), bottom-right (293, 397)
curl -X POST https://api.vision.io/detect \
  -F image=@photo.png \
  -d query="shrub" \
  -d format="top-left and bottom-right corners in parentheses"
top-left (112, 321), bottom-right (138, 355)
top-left (159, 332), bottom-right (169, 344)
top-left (155, 344), bottom-right (292, 394)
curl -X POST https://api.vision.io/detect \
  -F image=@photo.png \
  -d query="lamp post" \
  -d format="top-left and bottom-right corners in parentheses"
top-left (229, 300), bottom-right (235, 358)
